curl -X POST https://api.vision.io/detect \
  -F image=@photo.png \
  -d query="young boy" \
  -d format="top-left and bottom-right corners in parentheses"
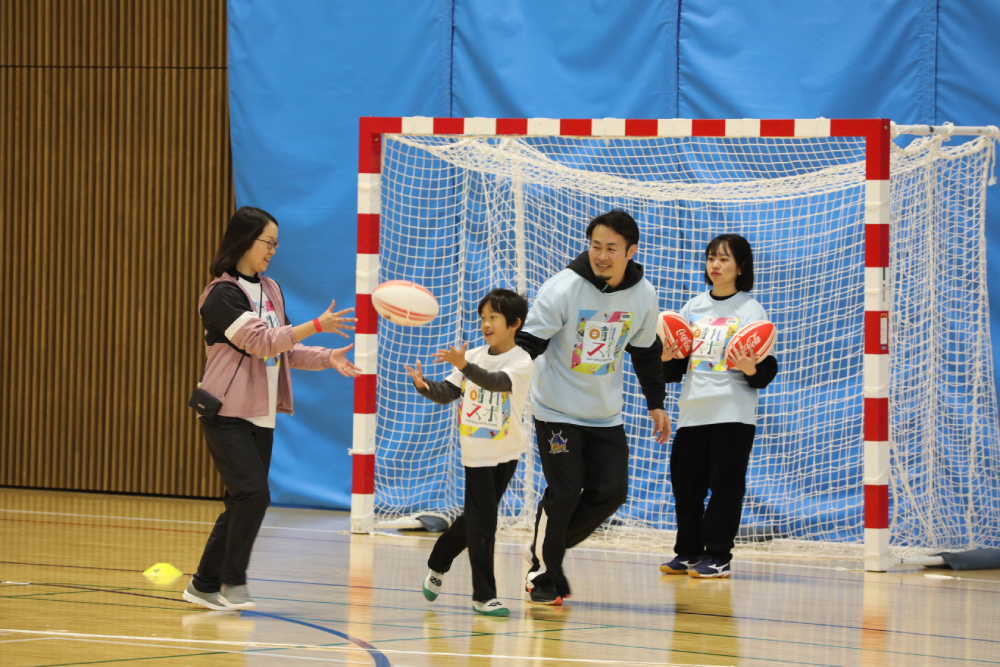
top-left (404, 288), bottom-right (533, 616)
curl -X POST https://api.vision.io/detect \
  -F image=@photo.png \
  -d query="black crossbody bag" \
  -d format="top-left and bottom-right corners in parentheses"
top-left (188, 280), bottom-right (263, 418)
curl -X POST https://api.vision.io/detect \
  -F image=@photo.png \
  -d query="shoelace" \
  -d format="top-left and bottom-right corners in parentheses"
top-left (429, 576), bottom-right (442, 586)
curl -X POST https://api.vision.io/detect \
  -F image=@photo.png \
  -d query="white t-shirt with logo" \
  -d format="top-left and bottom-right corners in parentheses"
top-left (238, 276), bottom-right (281, 429)
top-left (444, 344), bottom-right (534, 467)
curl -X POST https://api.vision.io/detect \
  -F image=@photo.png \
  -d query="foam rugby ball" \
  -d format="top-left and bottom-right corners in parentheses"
top-left (725, 321), bottom-right (776, 368)
top-left (372, 280), bottom-right (439, 326)
top-left (657, 311), bottom-right (694, 359)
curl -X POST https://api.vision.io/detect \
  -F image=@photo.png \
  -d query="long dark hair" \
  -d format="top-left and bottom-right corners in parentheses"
top-left (210, 207), bottom-right (278, 277)
top-left (704, 234), bottom-right (754, 291)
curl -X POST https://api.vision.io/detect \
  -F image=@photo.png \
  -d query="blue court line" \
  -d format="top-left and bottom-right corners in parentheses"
top-left (246, 610), bottom-right (390, 667)
top-left (253, 609), bottom-right (1000, 667)
top-left (249, 576), bottom-right (1000, 647)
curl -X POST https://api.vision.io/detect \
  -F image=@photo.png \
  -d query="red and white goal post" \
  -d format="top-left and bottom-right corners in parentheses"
top-left (351, 117), bottom-right (1000, 572)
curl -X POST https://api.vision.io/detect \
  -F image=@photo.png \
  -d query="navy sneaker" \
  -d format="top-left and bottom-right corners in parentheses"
top-left (659, 555), bottom-right (701, 575)
top-left (687, 557), bottom-right (731, 578)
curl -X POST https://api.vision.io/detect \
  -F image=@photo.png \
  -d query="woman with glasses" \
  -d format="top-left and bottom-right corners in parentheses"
top-left (183, 206), bottom-right (360, 611)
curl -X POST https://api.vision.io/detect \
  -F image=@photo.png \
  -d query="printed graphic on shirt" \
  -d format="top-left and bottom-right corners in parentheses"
top-left (458, 378), bottom-right (510, 440)
top-left (548, 430), bottom-right (569, 454)
top-left (689, 315), bottom-right (739, 372)
top-left (250, 294), bottom-right (282, 369)
top-left (571, 310), bottom-right (633, 375)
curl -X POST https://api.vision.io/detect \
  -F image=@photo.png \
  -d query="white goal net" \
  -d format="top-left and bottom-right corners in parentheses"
top-left (371, 129), bottom-right (1000, 559)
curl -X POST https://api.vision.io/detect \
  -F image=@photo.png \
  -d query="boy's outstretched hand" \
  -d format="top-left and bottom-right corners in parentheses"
top-left (404, 360), bottom-right (430, 390)
top-left (433, 342), bottom-right (469, 371)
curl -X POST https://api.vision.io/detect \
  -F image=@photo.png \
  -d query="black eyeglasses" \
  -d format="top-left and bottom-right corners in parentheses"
top-left (256, 238), bottom-right (280, 251)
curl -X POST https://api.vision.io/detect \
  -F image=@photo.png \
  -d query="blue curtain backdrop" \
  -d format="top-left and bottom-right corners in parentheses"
top-left (227, 0), bottom-right (1000, 509)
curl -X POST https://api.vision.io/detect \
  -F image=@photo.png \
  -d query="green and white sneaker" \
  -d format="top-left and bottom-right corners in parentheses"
top-left (473, 598), bottom-right (510, 617)
top-left (423, 569), bottom-right (444, 601)
top-left (182, 580), bottom-right (227, 611)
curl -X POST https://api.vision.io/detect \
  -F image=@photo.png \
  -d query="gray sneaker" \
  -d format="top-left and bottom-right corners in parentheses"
top-left (182, 580), bottom-right (227, 611)
top-left (219, 584), bottom-right (256, 610)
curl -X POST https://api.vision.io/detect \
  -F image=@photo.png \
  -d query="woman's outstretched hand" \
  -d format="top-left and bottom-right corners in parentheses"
top-left (329, 344), bottom-right (362, 377)
top-left (317, 300), bottom-right (358, 338)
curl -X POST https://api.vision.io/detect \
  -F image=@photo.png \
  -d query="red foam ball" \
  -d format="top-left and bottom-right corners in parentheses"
top-left (657, 311), bottom-right (694, 359)
top-left (725, 321), bottom-right (776, 368)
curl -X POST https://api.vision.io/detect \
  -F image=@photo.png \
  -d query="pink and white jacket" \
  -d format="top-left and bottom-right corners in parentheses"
top-left (197, 272), bottom-right (331, 419)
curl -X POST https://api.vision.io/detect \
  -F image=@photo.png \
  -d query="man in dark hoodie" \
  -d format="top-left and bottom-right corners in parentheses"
top-left (517, 209), bottom-right (670, 605)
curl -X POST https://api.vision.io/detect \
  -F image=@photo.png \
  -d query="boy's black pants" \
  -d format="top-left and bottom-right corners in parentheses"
top-left (528, 418), bottom-right (630, 589)
top-left (428, 459), bottom-right (518, 602)
top-left (192, 415), bottom-right (273, 592)
top-left (670, 422), bottom-right (756, 563)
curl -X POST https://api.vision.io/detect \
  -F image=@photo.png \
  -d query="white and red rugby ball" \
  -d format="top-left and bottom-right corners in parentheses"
top-left (372, 280), bottom-right (439, 326)
top-left (725, 321), bottom-right (776, 368)
top-left (657, 311), bottom-right (694, 359)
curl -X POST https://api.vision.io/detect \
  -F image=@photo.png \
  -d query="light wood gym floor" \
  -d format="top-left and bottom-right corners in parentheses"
top-left (1, 488), bottom-right (997, 666)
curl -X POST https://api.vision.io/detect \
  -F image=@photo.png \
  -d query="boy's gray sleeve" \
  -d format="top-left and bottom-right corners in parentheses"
top-left (415, 378), bottom-right (462, 405)
top-left (461, 362), bottom-right (513, 392)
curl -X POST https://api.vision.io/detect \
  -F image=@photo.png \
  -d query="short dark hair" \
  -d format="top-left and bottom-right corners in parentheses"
top-left (478, 288), bottom-right (528, 332)
top-left (704, 234), bottom-right (754, 291)
top-left (210, 206), bottom-right (278, 277)
top-left (585, 209), bottom-right (640, 250)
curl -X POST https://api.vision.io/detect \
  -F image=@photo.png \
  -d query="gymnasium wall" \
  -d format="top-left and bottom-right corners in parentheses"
top-left (227, 0), bottom-right (1000, 509)
top-left (0, 1), bottom-right (231, 497)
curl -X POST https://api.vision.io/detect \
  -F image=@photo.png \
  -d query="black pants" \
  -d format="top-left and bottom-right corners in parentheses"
top-left (427, 459), bottom-right (518, 602)
top-left (192, 415), bottom-right (273, 592)
top-left (670, 422), bottom-right (756, 563)
top-left (529, 419), bottom-right (630, 587)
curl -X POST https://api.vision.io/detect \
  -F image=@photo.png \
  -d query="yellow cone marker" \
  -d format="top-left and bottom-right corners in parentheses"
top-left (143, 562), bottom-right (183, 585)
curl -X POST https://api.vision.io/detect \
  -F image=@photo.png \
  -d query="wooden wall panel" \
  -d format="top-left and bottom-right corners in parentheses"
top-left (1, 0), bottom-right (232, 497)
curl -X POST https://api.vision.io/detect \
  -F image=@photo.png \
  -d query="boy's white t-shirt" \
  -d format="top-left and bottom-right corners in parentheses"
top-left (444, 344), bottom-right (534, 467)
top-left (237, 276), bottom-right (281, 429)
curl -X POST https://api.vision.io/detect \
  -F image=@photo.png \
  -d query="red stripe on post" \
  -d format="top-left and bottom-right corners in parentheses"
top-left (357, 293), bottom-right (378, 335)
top-left (560, 119), bottom-right (592, 136)
top-left (692, 119), bottom-right (726, 136)
top-left (357, 214), bottom-right (379, 254)
top-left (358, 117), bottom-right (402, 174)
top-left (760, 119), bottom-right (796, 137)
top-left (625, 119), bottom-right (658, 136)
top-left (433, 117), bottom-right (465, 134)
top-left (496, 118), bottom-right (528, 135)
top-left (829, 118), bottom-right (878, 137)
top-left (866, 121), bottom-right (891, 181)
top-left (352, 454), bottom-right (375, 494)
top-left (829, 119), bottom-right (891, 180)
top-left (864, 397), bottom-right (889, 442)
top-left (864, 311), bottom-right (889, 354)
top-left (353, 374), bottom-right (377, 414)
top-left (865, 223), bottom-right (890, 268)
top-left (864, 485), bottom-right (890, 529)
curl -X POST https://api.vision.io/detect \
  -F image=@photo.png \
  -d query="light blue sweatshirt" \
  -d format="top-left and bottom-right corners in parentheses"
top-left (521, 254), bottom-right (662, 427)
top-left (677, 290), bottom-right (769, 427)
